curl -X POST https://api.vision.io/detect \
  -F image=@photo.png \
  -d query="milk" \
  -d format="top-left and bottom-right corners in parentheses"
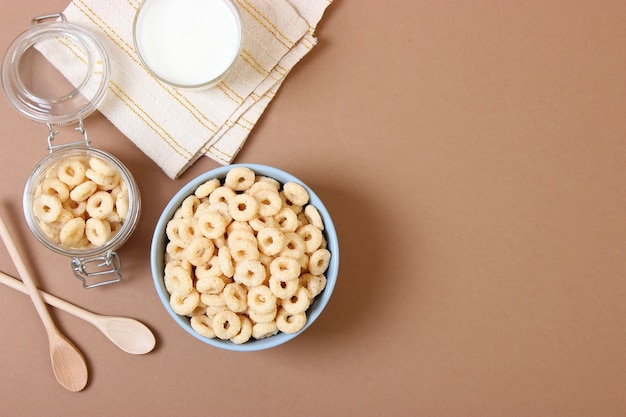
top-left (134, 0), bottom-right (241, 87)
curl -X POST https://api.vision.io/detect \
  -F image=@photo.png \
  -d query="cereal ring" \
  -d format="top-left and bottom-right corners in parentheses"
top-left (115, 190), bottom-right (129, 219)
top-left (59, 217), bottom-right (86, 248)
top-left (230, 238), bottom-right (260, 263)
top-left (234, 259), bottom-right (266, 287)
top-left (218, 246), bottom-right (235, 278)
top-left (201, 292), bottom-right (226, 308)
top-left (205, 305), bottom-right (227, 320)
top-left (225, 166), bottom-right (255, 191)
top-left (257, 227), bottom-right (285, 256)
top-left (227, 220), bottom-right (254, 235)
top-left (281, 286), bottom-right (311, 315)
top-left (269, 256), bottom-right (301, 281)
top-left (195, 275), bottom-right (226, 295)
top-left (86, 191), bottom-right (114, 219)
top-left (85, 217), bottom-right (111, 246)
top-left (247, 285), bottom-right (277, 314)
top-left (247, 176), bottom-right (280, 194)
top-left (297, 224), bottom-right (323, 254)
top-left (249, 215), bottom-right (278, 232)
top-left (299, 273), bottom-right (326, 301)
top-left (226, 228), bottom-right (255, 246)
top-left (309, 248), bottom-right (331, 275)
top-left (230, 315), bottom-right (252, 344)
top-left (195, 178), bottom-right (221, 199)
top-left (89, 157), bottom-right (117, 176)
top-left (223, 282), bottom-right (247, 312)
top-left (274, 207), bottom-right (298, 232)
top-left (57, 209), bottom-right (74, 225)
top-left (212, 310), bottom-right (242, 340)
top-left (247, 306), bottom-right (277, 324)
top-left (170, 289), bottom-right (200, 315)
top-left (279, 232), bottom-right (306, 259)
top-left (63, 199), bottom-right (86, 217)
top-left (253, 188), bottom-right (282, 217)
top-left (196, 210), bottom-right (227, 239)
top-left (165, 259), bottom-right (193, 276)
top-left (69, 180), bottom-right (97, 202)
top-left (257, 175), bottom-right (281, 186)
top-left (208, 186), bottom-right (236, 205)
top-left (304, 204), bottom-right (324, 230)
top-left (206, 201), bottom-right (233, 223)
top-left (251, 321), bottom-right (278, 340)
top-left (172, 207), bottom-right (185, 219)
top-left (165, 240), bottom-right (186, 260)
top-left (85, 168), bottom-right (120, 191)
top-left (269, 275), bottom-right (299, 299)
top-left (164, 265), bottom-right (194, 294)
top-left (179, 195), bottom-right (201, 218)
top-left (34, 194), bottom-right (63, 222)
top-left (195, 255), bottom-right (222, 278)
top-left (228, 193), bottom-right (258, 222)
top-left (194, 201), bottom-right (212, 217)
top-left (166, 218), bottom-right (197, 244)
top-left (40, 178), bottom-right (70, 202)
top-left (276, 308), bottom-right (306, 334)
top-left (56, 158), bottom-right (86, 186)
top-left (185, 237), bottom-right (215, 267)
top-left (190, 314), bottom-right (216, 338)
top-left (283, 182), bottom-right (309, 206)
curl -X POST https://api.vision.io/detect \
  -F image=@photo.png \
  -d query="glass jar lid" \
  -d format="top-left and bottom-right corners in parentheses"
top-left (1, 13), bottom-right (110, 125)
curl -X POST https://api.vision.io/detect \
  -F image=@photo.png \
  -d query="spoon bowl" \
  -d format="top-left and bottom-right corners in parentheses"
top-left (0, 271), bottom-right (156, 355)
top-left (92, 315), bottom-right (156, 355)
top-left (50, 332), bottom-right (89, 392)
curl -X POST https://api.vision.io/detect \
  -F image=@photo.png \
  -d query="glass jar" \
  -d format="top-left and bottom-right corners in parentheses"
top-left (1, 13), bottom-right (141, 288)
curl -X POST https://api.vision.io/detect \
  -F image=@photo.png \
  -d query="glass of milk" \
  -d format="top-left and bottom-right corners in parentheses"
top-left (133, 0), bottom-right (242, 89)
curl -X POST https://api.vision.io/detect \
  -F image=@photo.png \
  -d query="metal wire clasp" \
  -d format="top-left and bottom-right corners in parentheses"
top-left (46, 117), bottom-right (91, 152)
top-left (31, 13), bottom-right (66, 27)
top-left (71, 251), bottom-right (123, 288)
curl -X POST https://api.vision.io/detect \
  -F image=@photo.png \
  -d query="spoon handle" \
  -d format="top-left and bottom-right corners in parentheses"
top-left (0, 271), bottom-right (97, 327)
top-left (0, 215), bottom-right (58, 336)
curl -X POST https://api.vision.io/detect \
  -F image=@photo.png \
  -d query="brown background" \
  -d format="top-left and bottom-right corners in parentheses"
top-left (1, 1), bottom-right (625, 416)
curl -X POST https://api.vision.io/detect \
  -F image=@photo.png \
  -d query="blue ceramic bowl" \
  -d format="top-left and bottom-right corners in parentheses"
top-left (151, 164), bottom-right (339, 351)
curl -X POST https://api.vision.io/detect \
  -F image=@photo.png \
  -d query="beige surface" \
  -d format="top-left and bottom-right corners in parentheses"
top-left (1, 1), bottom-right (625, 416)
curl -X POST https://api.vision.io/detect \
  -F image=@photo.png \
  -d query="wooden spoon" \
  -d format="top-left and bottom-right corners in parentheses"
top-left (0, 214), bottom-right (88, 392)
top-left (0, 271), bottom-right (156, 355)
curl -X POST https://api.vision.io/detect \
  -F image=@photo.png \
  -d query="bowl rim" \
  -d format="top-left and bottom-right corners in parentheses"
top-left (150, 164), bottom-right (339, 351)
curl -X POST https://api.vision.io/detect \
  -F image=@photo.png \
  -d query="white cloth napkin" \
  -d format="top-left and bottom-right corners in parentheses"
top-left (47, 0), bottom-right (332, 179)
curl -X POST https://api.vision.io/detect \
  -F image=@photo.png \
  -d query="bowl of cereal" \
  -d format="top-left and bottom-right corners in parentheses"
top-left (151, 164), bottom-right (338, 351)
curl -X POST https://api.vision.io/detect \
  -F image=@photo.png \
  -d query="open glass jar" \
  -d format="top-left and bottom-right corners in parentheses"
top-left (1, 13), bottom-right (141, 288)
